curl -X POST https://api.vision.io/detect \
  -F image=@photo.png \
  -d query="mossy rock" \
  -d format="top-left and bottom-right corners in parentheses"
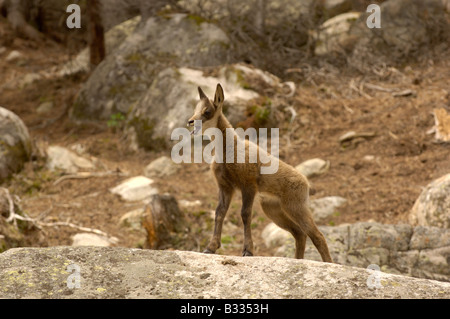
top-left (71, 13), bottom-right (231, 123)
top-left (0, 107), bottom-right (31, 182)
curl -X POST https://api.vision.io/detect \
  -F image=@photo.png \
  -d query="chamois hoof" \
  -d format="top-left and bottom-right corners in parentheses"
top-left (203, 248), bottom-right (215, 254)
top-left (242, 250), bottom-right (253, 257)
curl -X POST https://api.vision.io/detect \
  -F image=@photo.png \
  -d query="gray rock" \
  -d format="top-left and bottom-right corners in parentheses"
top-left (144, 156), bottom-right (180, 178)
top-left (347, 0), bottom-right (449, 71)
top-left (323, 0), bottom-right (353, 17)
top-left (295, 158), bottom-right (330, 178)
top-left (303, 224), bottom-right (351, 265)
top-left (71, 233), bottom-right (117, 247)
top-left (310, 196), bottom-right (347, 222)
top-left (118, 208), bottom-right (145, 231)
top-left (36, 101), bottom-right (54, 114)
top-left (0, 107), bottom-right (31, 181)
top-left (348, 222), bottom-right (411, 251)
top-left (409, 174), bottom-right (450, 229)
top-left (5, 50), bottom-right (23, 62)
top-left (269, 221), bottom-right (449, 282)
top-left (59, 16), bottom-right (141, 77)
top-left (0, 247), bottom-right (449, 299)
top-left (416, 247), bottom-right (450, 281)
top-left (20, 73), bottom-right (42, 88)
top-left (72, 13), bottom-right (231, 122)
top-left (46, 146), bottom-right (95, 174)
top-left (178, 199), bottom-right (202, 209)
top-left (126, 64), bottom-right (274, 150)
top-left (313, 12), bottom-right (362, 56)
top-left (261, 222), bottom-right (291, 249)
top-left (410, 226), bottom-right (450, 250)
top-left (109, 176), bottom-right (158, 202)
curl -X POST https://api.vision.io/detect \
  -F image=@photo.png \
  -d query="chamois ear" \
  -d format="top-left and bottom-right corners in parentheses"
top-left (198, 86), bottom-right (208, 100)
top-left (214, 83), bottom-right (224, 108)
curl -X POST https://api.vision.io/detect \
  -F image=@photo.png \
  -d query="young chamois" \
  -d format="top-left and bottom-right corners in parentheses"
top-left (188, 83), bottom-right (333, 263)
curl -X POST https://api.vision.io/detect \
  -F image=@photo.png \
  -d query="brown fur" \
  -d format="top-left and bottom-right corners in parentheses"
top-left (188, 84), bottom-right (333, 262)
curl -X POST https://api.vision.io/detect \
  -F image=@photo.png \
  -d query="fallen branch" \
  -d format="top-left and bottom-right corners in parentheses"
top-left (364, 83), bottom-right (396, 93)
top-left (53, 171), bottom-right (128, 186)
top-left (349, 79), bottom-right (372, 99)
top-left (39, 221), bottom-right (110, 238)
top-left (364, 83), bottom-right (416, 98)
top-left (1, 187), bottom-right (17, 227)
top-left (1, 187), bottom-right (117, 243)
top-left (7, 213), bottom-right (118, 243)
top-left (341, 101), bottom-right (354, 114)
top-left (392, 89), bottom-right (416, 97)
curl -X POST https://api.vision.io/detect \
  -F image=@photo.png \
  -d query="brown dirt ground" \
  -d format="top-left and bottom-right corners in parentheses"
top-left (1, 18), bottom-right (450, 257)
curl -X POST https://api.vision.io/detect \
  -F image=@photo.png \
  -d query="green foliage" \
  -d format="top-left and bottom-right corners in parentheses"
top-left (187, 14), bottom-right (208, 26)
top-left (221, 235), bottom-right (234, 244)
top-left (107, 113), bottom-right (125, 129)
top-left (249, 97), bottom-right (272, 126)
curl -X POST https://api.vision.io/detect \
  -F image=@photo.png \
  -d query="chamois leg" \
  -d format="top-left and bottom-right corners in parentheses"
top-left (241, 189), bottom-right (256, 256)
top-left (260, 196), bottom-right (307, 259)
top-left (293, 230), bottom-right (307, 259)
top-left (204, 186), bottom-right (234, 254)
top-left (281, 200), bottom-right (333, 263)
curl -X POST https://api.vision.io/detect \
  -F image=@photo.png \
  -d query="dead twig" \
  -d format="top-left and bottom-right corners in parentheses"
top-left (364, 83), bottom-right (396, 93)
top-left (2, 187), bottom-right (116, 242)
top-left (53, 171), bottom-right (128, 186)
top-left (1, 187), bottom-right (17, 227)
top-left (349, 79), bottom-right (372, 99)
top-left (364, 83), bottom-right (416, 98)
top-left (341, 101), bottom-right (354, 114)
top-left (38, 221), bottom-right (110, 238)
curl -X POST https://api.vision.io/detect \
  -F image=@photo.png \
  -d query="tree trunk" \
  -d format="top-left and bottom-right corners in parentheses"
top-left (87, 0), bottom-right (105, 68)
top-left (3, 0), bottom-right (44, 40)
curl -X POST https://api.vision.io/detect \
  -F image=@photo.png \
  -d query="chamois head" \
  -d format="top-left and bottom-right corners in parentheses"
top-left (188, 83), bottom-right (224, 135)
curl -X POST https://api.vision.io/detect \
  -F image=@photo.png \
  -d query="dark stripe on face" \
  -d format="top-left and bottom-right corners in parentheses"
top-left (201, 100), bottom-right (215, 120)
top-left (202, 107), bottom-right (214, 120)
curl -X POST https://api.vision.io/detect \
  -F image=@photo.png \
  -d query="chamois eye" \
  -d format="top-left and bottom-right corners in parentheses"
top-left (203, 110), bottom-right (212, 117)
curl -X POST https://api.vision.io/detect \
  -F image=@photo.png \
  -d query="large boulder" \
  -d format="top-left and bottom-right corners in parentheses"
top-left (59, 16), bottom-right (142, 77)
top-left (0, 107), bottom-right (31, 181)
top-left (71, 13), bottom-right (231, 121)
top-left (409, 174), bottom-right (450, 229)
top-left (0, 246), bottom-right (449, 298)
top-left (347, 0), bottom-right (449, 69)
top-left (125, 63), bottom-right (288, 150)
top-left (312, 0), bottom-right (449, 70)
top-left (265, 221), bottom-right (450, 282)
